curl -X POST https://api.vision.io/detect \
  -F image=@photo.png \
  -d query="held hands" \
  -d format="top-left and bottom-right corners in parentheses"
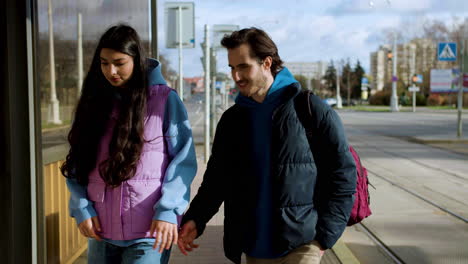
top-left (78, 216), bottom-right (102, 241)
top-left (177, 220), bottom-right (199, 255)
top-left (150, 220), bottom-right (179, 253)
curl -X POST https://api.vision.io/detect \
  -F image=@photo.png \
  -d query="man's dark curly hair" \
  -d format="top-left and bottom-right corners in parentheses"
top-left (221, 27), bottom-right (284, 77)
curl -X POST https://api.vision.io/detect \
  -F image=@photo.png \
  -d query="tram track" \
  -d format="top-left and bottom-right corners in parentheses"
top-left (341, 114), bottom-right (468, 263)
top-left (352, 168), bottom-right (468, 264)
top-left (357, 222), bottom-right (406, 264)
top-left (366, 168), bottom-right (468, 224)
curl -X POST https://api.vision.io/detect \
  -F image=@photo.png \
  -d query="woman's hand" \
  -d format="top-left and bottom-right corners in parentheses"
top-left (150, 220), bottom-right (178, 253)
top-left (78, 216), bottom-right (102, 241)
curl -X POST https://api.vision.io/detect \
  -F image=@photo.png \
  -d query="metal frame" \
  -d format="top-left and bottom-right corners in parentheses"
top-left (0, 0), bottom-right (44, 263)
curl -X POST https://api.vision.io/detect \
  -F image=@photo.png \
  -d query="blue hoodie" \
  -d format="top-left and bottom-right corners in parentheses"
top-left (235, 67), bottom-right (298, 258)
top-left (66, 58), bottom-right (197, 247)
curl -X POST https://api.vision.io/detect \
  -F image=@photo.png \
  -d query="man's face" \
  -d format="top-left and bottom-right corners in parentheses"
top-left (228, 44), bottom-right (270, 97)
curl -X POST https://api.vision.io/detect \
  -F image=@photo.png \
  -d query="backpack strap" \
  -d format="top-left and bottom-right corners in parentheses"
top-left (296, 92), bottom-right (365, 182)
top-left (294, 90), bottom-right (319, 139)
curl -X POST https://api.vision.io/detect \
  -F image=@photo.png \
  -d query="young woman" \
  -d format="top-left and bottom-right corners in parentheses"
top-left (61, 24), bottom-right (197, 264)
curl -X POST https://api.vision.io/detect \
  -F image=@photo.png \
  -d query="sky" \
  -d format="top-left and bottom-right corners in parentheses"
top-left (157, 0), bottom-right (468, 77)
top-left (36, 0), bottom-right (468, 78)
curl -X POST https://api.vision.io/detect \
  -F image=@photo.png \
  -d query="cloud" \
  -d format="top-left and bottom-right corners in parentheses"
top-left (327, 0), bottom-right (441, 16)
top-left (159, 0), bottom-right (467, 77)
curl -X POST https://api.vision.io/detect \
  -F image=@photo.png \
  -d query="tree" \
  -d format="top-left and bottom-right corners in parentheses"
top-left (157, 53), bottom-right (177, 81)
top-left (341, 59), bottom-right (352, 103)
top-left (294, 74), bottom-right (309, 91)
top-left (352, 60), bottom-right (365, 98)
top-left (323, 60), bottom-right (336, 94)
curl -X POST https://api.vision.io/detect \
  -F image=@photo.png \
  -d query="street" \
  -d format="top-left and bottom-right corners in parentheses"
top-left (337, 109), bottom-right (468, 264)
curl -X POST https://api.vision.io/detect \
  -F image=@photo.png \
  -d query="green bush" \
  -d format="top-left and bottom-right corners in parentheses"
top-left (416, 93), bottom-right (427, 106)
top-left (399, 93), bottom-right (410, 106)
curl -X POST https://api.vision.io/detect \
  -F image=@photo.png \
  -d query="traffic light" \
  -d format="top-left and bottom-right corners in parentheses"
top-left (387, 52), bottom-right (393, 60)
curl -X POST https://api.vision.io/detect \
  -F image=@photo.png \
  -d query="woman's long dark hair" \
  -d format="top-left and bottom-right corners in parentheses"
top-left (61, 24), bottom-right (148, 187)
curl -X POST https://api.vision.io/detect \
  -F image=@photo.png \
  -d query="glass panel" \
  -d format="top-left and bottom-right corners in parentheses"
top-left (35, 1), bottom-right (152, 263)
top-left (38, 0), bottom-right (151, 152)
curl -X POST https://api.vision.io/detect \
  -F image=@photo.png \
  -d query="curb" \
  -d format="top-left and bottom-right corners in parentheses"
top-left (332, 239), bottom-right (360, 264)
top-left (408, 137), bottom-right (468, 144)
top-left (42, 125), bottom-right (70, 133)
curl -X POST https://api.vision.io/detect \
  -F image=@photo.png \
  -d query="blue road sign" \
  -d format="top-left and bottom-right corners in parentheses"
top-left (215, 81), bottom-right (222, 89)
top-left (412, 74), bottom-right (423, 83)
top-left (438, 42), bottom-right (457, 61)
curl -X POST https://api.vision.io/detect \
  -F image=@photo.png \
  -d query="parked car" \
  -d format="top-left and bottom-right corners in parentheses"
top-left (323, 98), bottom-right (337, 107)
top-left (342, 98), bottom-right (357, 106)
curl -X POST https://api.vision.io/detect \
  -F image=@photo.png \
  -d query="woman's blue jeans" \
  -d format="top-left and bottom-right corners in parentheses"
top-left (88, 239), bottom-right (171, 264)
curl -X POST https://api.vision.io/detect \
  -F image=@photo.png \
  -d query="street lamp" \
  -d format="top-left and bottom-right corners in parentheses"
top-left (336, 62), bottom-right (343, 109)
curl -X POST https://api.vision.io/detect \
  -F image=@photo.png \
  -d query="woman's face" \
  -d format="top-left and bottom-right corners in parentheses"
top-left (100, 48), bottom-right (135, 87)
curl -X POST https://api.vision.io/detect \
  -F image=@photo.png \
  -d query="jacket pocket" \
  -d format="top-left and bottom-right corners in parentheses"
top-left (87, 181), bottom-right (107, 233)
top-left (127, 180), bottom-right (161, 233)
top-left (275, 203), bottom-right (318, 251)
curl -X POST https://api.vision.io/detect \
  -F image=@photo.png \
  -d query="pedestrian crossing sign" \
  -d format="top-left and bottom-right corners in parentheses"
top-left (438, 42), bottom-right (457, 61)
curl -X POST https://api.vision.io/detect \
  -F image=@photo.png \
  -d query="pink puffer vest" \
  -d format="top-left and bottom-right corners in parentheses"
top-left (87, 85), bottom-right (171, 240)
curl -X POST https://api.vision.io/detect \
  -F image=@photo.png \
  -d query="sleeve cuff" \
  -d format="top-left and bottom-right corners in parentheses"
top-left (71, 205), bottom-right (97, 225)
top-left (153, 209), bottom-right (178, 224)
top-left (315, 233), bottom-right (334, 249)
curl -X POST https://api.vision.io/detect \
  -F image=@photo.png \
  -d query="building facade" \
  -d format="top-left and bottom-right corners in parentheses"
top-left (284, 61), bottom-right (328, 79)
top-left (370, 38), bottom-right (458, 94)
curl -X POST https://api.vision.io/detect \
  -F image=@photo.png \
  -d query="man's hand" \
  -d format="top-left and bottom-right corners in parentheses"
top-left (78, 216), bottom-right (102, 241)
top-left (177, 220), bottom-right (199, 255)
top-left (150, 220), bottom-right (178, 253)
top-left (313, 240), bottom-right (325, 256)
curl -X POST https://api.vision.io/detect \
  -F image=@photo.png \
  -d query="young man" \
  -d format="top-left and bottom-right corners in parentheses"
top-left (178, 28), bottom-right (356, 264)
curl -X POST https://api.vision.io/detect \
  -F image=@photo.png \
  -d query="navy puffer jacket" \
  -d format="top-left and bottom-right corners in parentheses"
top-left (183, 83), bottom-right (356, 264)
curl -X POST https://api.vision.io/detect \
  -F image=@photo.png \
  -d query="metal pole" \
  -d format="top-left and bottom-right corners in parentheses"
top-left (178, 6), bottom-right (184, 101)
top-left (26, 1), bottom-right (40, 261)
top-left (151, 0), bottom-right (159, 60)
top-left (336, 66), bottom-right (342, 108)
top-left (347, 68), bottom-right (351, 106)
top-left (47, 0), bottom-right (61, 124)
top-left (204, 25), bottom-right (211, 162)
top-left (391, 35), bottom-right (399, 112)
top-left (412, 88), bottom-right (416, 112)
top-left (211, 63), bottom-right (216, 139)
top-left (77, 13), bottom-right (83, 97)
top-left (223, 82), bottom-right (228, 110)
top-left (457, 40), bottom-right (465, 138)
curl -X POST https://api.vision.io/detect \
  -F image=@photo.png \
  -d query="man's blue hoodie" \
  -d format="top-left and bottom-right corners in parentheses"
top-left (235, 67), bottom-right (298, 258)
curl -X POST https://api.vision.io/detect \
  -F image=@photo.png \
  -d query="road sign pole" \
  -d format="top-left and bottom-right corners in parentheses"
top-left (204, 25), bottom-right (211, 162)
top-left (77, 13), bottom-right (83, 96)
top-left (408, 85), bottom-right (420, 112)
top-left (211, 64), bottom-right (216, 140)
top-left (457, 40), bottom-right (465, 138)
top-left (391, 36), bottom-right (399, 112)
top-left (178, 6), bottom-right (184, 101)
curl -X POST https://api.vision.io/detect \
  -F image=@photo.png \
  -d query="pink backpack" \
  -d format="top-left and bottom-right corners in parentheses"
top-left (347, 146), bottom-right (372, 225)
top-left (296, 91), bottom-right (372, 226)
